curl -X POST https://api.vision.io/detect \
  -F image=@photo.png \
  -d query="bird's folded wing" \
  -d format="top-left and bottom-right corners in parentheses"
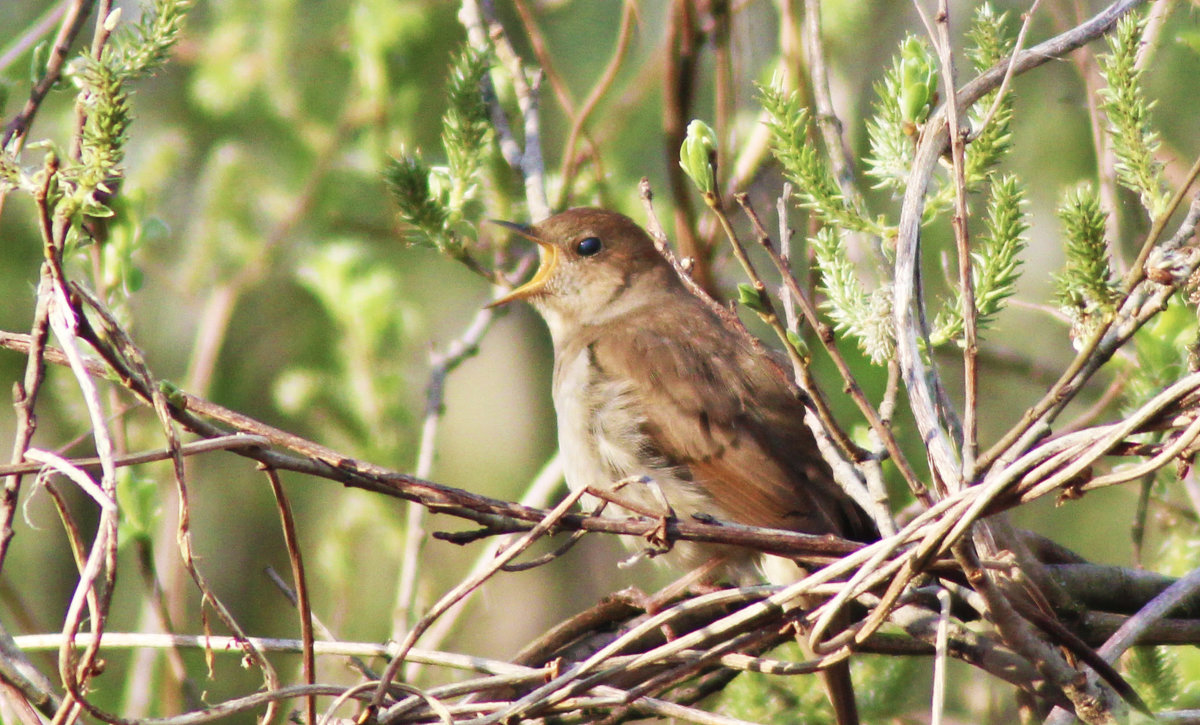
top-left (588, 307), bottom-right (875, 541)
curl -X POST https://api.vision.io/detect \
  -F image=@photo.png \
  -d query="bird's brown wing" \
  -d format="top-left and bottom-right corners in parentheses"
top-left (587, 300), bottom-right (876, 542)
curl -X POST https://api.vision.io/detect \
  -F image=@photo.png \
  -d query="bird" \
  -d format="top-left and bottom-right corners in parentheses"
top-left (491, 207), bottom-right (878, 724)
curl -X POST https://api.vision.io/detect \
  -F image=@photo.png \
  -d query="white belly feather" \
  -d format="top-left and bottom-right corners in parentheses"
top-left (552, 346), bottom-right (760, 580)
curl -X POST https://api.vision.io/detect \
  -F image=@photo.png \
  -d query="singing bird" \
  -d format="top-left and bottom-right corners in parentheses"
top-left (492, 207), bottom-right (877, 724)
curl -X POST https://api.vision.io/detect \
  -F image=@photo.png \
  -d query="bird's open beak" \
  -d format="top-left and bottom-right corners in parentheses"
top-left (487, 220), bottom-right (559, 308)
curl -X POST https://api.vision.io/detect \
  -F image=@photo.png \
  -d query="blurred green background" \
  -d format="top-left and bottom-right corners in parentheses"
top-left (2, 0), bottom-right (1199, 720)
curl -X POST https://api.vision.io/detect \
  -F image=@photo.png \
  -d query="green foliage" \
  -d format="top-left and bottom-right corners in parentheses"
top-left (1126, 299), bottom-right (1193, 409)
top-left (116, 468), bottom-right (162, 547)
top-left (1126, 646), bottom-right (1180, 713)
top-left (4, 1), bottom-right (1200, 720)
top-left (52, 2), bottom-right (192, 235)
top-left (104, 0), bottom-right (193, 77)
top-left (926, 5), bottom-right (1015, 212)
top-left (100, 217), bottom-right (151, 295)
top-left (719, 649), bottom-right (921, 723)
top-left (786, 329), bottom-right (810, 360)
top-left (898, 36), bottom-right (937, 127)
top-left (962, 5), bottom-right (1014, 184)
top-left (72, 61), bottom-right (131, 210)
top-left (932, 174), bottom-right (1028, 346)
top-left (760, 82), bottom-right (883, 235)
top-left (443, 45), bottom-right (492, 205)
top-left (1054, 184), bottom-right (1119, 346)
top-left (386, 43), bottom-right (493, 258)
top-left (865, 40), bottom-right (921, 193)
top-left (384, 152), bottom-right (452, 245)
top-left (737, 282), bottom-right (769, 314)
top-left (852, 655), bottom-right (924, 720)
top-left (965, 3), bottom-right (1010, 71)
top-left (812, 227), bottom-right (894, 365)
top-left (1098, 13), bottom-right (1169, 219)
top-left (717, 644), bottom-right (829, 723)
top-left (275, 241), bottom-right (415, 460)
top-left (29, 41), bottom-right (51, 85)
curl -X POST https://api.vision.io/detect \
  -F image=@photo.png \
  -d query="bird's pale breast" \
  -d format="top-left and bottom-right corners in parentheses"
top-left (552, 343), bottom-right (762, 579)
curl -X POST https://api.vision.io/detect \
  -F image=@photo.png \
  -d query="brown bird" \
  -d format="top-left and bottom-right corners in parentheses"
top-left (492, 207), bottom-right (877, 723)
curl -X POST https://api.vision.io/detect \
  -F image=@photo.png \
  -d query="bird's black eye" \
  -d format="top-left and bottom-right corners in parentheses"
top-left (575, 236), bottom-right (603, 257)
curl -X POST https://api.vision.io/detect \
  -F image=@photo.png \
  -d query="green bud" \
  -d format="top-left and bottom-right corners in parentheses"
top-left (679, 119), bottom-right (718, 194)
top-left (158, 380), bottom-right (187, 409)
top-left (785, 330), bottom-right (810, 360)
top-left (737, 283), bottom-right (769, 314)
top-left (899, 36), bottom-right (937, 126)
top-left (30, 41), bottom-right (49, 85)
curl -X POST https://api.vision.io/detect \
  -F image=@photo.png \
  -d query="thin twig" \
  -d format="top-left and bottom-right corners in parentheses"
top-left (46, 278), bottom-right (122, 724)
top-left (661, 0), bottom-right (709, 291)
top-left (461, 0), bottom-right (549, 220)
top-left (22, 449), bottom-right (116, 512)
top-left (0, 265), bottom-right (53, 572)
top-left (803, 0), bottom-right (870, 249)
top-left (417, 453), bottom-right (563, 659)
top-left (734, 194), bottom-right (929, 506)
top-left (896, 0), bottom-right (1151, 493)
top-left (510, 0), bottom-right (606, 202)
top-left (972, 0), bottom-right (1042, 139)
top-left (712, 0), bottom-right (733, 194)
top-left (931, 588), bottom-right (951, 725)
top-left (1, 0), bottom-right (95, 149)
top-left (368, 486), bottom-right (591, 714)
top-left (932, 0), bottom-right (977, 486)
top-left (395, 304), bottom-right (497, 641)
top-left (0, 4), bottom-right (67, 74)
top-left (544, 0), bottom-right (637, 207)
top-left (0, 434), bottom-right (271, 477)
top-left (264, 467), bottom-right (315, 725)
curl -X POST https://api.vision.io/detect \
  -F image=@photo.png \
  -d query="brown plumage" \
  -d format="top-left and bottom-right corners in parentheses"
top-left (493, 207), bottom-right (875, 724)
top-left (494, 208), bottom-right (876, 566)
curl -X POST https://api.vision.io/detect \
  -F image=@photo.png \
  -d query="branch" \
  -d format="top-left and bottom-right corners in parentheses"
top-left (894, 0), bottom-right (1150, 491)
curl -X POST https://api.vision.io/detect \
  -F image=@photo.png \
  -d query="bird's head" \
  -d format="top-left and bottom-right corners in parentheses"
top-left (489, 208), bottom-right (672, 332)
